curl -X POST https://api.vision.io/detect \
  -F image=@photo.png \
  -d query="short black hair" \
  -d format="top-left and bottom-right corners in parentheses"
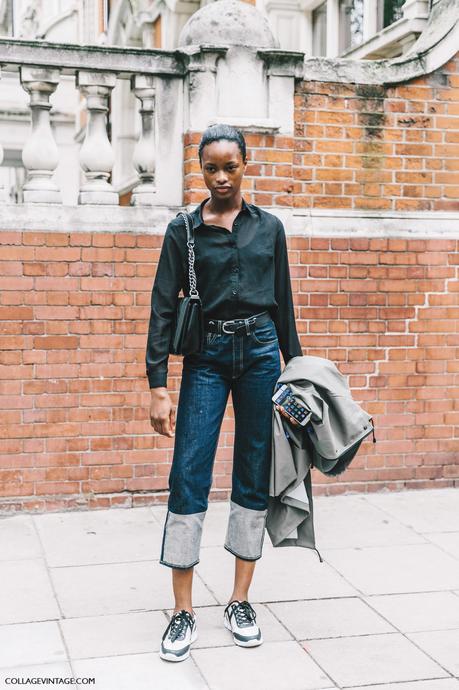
top-left (198, 123), bottom-right (247, 166)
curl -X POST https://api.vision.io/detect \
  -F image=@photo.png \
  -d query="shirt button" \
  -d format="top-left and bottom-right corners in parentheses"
top-left (232, 289), bottom-right (237, 295)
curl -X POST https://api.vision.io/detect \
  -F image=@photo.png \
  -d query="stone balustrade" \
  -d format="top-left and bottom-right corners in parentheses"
top-left (0, 36), bottom-right (309, 213)
top-left (0, 38), bottom-right (189, 207)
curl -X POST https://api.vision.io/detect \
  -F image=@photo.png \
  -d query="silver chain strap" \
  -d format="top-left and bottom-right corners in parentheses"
top-left (179, 211), bottom-right (199, 298)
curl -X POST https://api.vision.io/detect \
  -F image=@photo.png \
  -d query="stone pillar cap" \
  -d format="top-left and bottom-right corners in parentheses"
top-left (178, 0), bottom-right (279, 49)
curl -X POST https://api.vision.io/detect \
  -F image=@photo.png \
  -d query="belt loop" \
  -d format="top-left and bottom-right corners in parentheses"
top-left (245, 318), bottom-right (250, 336)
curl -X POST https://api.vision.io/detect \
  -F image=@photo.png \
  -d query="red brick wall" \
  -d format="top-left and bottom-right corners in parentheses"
top-left (288, 235), bottom-right (459, 491)
top-left (1, 54), bottom-right (459, 513)
top-left (185, 56), bottom-right (459, 211)
top-left (294, 57), bottom-right (459, 212)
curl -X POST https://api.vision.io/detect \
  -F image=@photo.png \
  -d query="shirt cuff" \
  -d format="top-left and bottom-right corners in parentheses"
top-left (147, 369), bottom-right (168, 389)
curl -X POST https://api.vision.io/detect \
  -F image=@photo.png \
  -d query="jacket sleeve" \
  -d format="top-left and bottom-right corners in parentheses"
top-left (145, 221), bottom-right (185, 389)
top-left (273, 218), bottom-right (302, 364)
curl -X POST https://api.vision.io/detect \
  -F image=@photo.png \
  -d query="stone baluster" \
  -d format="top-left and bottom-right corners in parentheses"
top-left (76, 70), bottom-right (118, 205)
top-left (130, 74), bottom-right (156, 206)
top-left (19, 66), bottom-right (61, 203)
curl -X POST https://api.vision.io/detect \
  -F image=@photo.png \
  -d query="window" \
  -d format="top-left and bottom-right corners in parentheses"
top-left (339, 0), bottom-right (364, 53)
top-left (377, 0), bottom-right (405, 31)
top-left (312, 1), bottom-right (327, 57)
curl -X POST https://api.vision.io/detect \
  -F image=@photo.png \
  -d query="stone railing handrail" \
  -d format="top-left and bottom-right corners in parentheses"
top-left (0, 38), bottom-right (186, 77)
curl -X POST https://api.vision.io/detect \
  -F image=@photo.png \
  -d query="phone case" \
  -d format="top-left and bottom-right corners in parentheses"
top-left (272, 384), bottom-right (312, 426)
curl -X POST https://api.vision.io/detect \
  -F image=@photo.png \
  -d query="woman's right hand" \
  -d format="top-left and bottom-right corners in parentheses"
top-left (275, 404), bottom-right (300, 426)
top-left (150, 387), bottom-right (175, 437)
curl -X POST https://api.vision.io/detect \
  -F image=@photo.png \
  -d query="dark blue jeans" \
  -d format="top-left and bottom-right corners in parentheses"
top-left (160, 312), bottom-right (281, 568)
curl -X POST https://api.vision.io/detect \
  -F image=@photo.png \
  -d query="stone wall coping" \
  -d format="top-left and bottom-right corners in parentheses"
top-left (1, 203), bottom-right (458, 238)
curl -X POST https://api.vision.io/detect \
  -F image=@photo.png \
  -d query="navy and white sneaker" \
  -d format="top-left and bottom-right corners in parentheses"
top-left (160, 609), bottom-right (197, 662)
top-left (223, 600), bottom-right (263, 647)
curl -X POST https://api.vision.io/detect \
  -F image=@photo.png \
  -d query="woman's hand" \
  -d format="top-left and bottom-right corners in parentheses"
top-left (150, 387), bottom-right (175, 437)
top-left (275, 404), bottom-right (300, 426)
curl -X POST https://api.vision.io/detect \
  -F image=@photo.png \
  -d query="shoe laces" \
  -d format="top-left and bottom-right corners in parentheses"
top-left (165, 610), bottom-right (194, 642)
top-left (230, 600), bottom-right (256, 627)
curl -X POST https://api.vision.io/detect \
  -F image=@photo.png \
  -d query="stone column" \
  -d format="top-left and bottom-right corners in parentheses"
top-left (76, 70), bottom-right (118, 205)
top-left (363, 0), bottom-right (378, 40)
top-left (130, 74), bottom-right (156, 206)
top-left (19, 66), bottom-right (61, 204)
top-left (261, 0), bottom-right (308, 51)
top-left (326, 0), bottom-right (340, 57)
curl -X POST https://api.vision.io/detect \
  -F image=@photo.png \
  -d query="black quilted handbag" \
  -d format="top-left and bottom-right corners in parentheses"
top-left (169, 211), bottom-right (204, 355)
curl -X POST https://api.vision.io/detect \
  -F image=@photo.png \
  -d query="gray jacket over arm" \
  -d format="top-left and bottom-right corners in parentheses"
top-left (267, 355), bottom-right (375, 561)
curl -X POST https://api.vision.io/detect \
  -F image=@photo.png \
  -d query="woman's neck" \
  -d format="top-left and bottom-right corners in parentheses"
top-left (207, 191), bottom-right (243, 215)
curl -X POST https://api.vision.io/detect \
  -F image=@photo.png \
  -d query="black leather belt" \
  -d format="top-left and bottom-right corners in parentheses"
top-left (204, 310), bottom-right (272, 336)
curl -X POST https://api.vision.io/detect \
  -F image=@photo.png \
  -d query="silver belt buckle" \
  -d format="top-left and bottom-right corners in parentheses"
top-left (222, 319), bottom-right (237, 334)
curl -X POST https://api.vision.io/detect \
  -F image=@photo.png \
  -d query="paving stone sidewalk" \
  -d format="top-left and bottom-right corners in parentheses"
top-left (0, 486), bottom-right (458, 689)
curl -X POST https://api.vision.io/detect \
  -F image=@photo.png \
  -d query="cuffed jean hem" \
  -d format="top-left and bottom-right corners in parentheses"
top-left (160, 508), bottom-right (206, 568)
top-left (223, 544), bottom-right (263, 561)
top-left (159, 558), bottom-right (200, 569)
top-left (224, 499), bottom-right (268, 560)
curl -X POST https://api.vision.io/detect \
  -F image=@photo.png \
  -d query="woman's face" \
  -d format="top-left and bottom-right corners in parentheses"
top-left (200, 139), bottom-right (247, 200)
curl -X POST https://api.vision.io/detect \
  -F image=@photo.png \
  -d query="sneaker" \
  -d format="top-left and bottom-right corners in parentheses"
top-left (159, 609), bottom-right (197, 662)
top-left (223, 599), bottom-right (263, 647)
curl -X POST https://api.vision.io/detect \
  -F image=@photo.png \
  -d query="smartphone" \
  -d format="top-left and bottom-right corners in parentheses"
top-left (272, 384), bottom-right (311, 426)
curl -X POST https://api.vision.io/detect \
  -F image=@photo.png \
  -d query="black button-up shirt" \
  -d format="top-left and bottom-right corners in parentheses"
top-left (146, 195), bottom-right (302, 388)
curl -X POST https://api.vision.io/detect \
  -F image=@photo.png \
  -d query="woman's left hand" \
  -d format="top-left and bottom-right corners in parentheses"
top-left (275, 404), bottom-right (300, 426)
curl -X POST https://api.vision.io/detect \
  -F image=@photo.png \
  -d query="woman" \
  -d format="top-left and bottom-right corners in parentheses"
top-left (146, 123), bottom-right (302, 662)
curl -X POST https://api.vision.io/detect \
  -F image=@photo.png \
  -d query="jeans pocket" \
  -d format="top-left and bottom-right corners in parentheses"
top-left (251, 321), bottom-right (278, 345)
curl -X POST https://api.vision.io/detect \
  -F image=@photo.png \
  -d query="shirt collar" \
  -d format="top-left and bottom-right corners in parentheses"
top-left (190, 195), bottom-right (256, 230)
